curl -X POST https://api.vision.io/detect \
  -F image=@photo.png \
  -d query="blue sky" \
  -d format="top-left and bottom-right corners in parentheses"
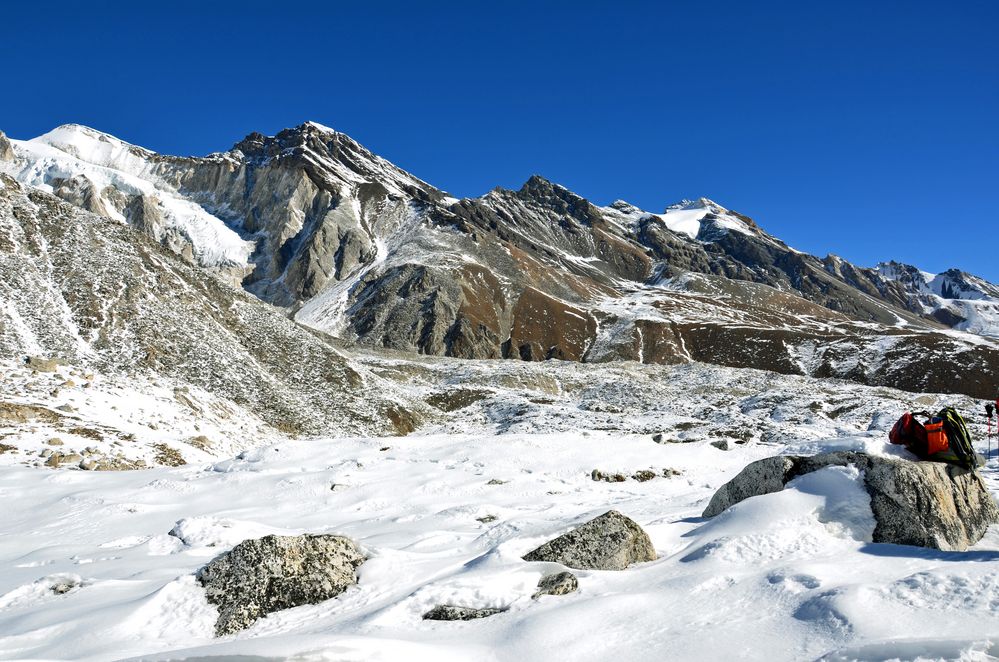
top-left (3, 1), bottom-right (997, 280)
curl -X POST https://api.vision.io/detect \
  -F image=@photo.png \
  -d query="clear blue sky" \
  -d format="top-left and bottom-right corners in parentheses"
top-left (3, 1), bottom-right (997, 280)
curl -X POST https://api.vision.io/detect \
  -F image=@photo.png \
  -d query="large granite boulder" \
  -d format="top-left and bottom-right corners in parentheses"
top-left (522, 510), bottom-right (656, 570)
top-left (703, 451), bottom-right (999, 551)
top-left (197, 534), bottom-right (365, 636)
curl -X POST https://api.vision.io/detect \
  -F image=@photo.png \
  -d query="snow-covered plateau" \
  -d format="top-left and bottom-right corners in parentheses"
top-left (2, 354), bottom-right (999, 661)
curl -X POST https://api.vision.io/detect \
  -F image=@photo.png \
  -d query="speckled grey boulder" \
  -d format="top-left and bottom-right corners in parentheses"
top-left (522, 510), bottom-right (656, 570)
top-left (423, 605), bottom-right (504, 621)
top-left (197, 534), bottom-right (365, 636)
top-left (702, 451), bottom-right (999, 551)
top-left (533, 571), bottom-right (579, 598)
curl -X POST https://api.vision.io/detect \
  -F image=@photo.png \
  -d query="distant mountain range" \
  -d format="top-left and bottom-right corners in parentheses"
top-left (1, 123), bottom-right (997, 400)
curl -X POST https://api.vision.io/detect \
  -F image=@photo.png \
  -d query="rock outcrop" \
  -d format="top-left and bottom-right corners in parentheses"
top-left (522, 510), bottom-right (656, 570)
top-left (0, 132), bottom-right (14, 161)
top-left (533, 571), bottom-right (579, 598)
top-left (196, 534), bottom-right (365, 636)
top-left (422, 605), bottom-right (505, 621)
top-left (25, 356), bottom-right (58, 372)
top-left (703, 452), bottom-right (999, 551)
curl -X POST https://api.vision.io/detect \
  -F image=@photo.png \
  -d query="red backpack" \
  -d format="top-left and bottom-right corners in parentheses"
top-left (889, 408), bottom-right (978, 468)
top-left (889, 412), bottom-right (928, 457)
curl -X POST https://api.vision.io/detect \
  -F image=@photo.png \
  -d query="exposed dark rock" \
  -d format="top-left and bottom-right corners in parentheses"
top-left (591, 469), bottom-right (627, 482)
top-left (533, 571), bottom-right (579, 598)
top-left (522, 510), bottom-right (656, 570)
top-left (702, 452), bottom-right (999, 551)
top-left (426, 388), bottom-right (492, 412)
top-left (0, 178), bottom-right (419, 437)
top-left (422, 605), bottom-right (505, 621)
top-left (196, 534), bottom-right (365, 636)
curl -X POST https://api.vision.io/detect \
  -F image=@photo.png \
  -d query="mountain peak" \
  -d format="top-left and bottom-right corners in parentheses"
top-left (608, 199), bottom-right (642, 214)
top-left (301, 120), bottom-right (338, 134)
top-left (31, 123), bottom-right (153, 156)
top-left (231, 122), bottom-right (362, 161)
top-left (520, 174), bottom-right (564, 192)
top-left (665, 197), bottom-right (726, 213)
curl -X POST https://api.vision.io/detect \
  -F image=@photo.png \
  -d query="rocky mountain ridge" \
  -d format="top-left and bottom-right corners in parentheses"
top-left (2, 123), bottom-right (998, 399)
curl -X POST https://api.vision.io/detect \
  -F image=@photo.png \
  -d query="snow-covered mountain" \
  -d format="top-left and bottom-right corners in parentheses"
top-left (873, 261), bottom-right (999, 337)
top-left (4, 124), bottom-right (999, 662)
top-left (2, 123), bottom-right (998, 399)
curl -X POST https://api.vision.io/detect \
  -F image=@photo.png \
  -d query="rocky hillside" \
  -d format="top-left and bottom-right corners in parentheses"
top-left (0, 174), bottom-right (421, 437)
top-left (2, 124), bottom-right (998, 399)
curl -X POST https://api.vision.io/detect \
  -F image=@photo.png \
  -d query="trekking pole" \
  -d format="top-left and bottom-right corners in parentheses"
top-left (987, 402), bottom-right (995, 465)
top-left (993, 397), bottom-right (999, 464)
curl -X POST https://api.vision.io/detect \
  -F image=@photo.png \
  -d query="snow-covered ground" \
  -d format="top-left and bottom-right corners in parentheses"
top-left (2, 355), bottom-right (999, 661)
top-left (0, 359), bottom-right (282, 471)
top-left (2, 430), bottom-right (998, 661)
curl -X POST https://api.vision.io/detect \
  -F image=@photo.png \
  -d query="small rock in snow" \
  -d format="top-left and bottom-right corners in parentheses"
top-left (533, 571), bottom-right (579, 598)
top-left (423, 605), bottom-right (505, 621)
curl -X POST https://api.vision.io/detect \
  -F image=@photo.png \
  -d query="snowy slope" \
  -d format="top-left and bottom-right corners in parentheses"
top-left (1, 355), bottom-right (998, 661)
top-left (599, 197), bottom-right (755, 240)
top-left (3, 125), bottom-right (254, 273)
top-left (876, 262), bottom-right (999, 337)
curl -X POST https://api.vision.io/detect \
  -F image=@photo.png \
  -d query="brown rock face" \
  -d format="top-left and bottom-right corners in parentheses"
top-left (507, 288), bottom-right (597, 361)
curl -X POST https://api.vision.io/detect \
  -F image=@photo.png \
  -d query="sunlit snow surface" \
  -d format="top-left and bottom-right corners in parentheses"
top-left (2, 357), bottom-right (999, 661)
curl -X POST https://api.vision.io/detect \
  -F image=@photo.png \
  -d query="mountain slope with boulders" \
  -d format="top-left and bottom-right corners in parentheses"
top-left (2, 124), bottom-right (998, 399)
top-left (0, 173), bottom-right (421, 437)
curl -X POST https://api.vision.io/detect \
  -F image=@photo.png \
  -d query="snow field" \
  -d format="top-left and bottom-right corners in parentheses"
top-left (1, 427), bottom-right (998, 661)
